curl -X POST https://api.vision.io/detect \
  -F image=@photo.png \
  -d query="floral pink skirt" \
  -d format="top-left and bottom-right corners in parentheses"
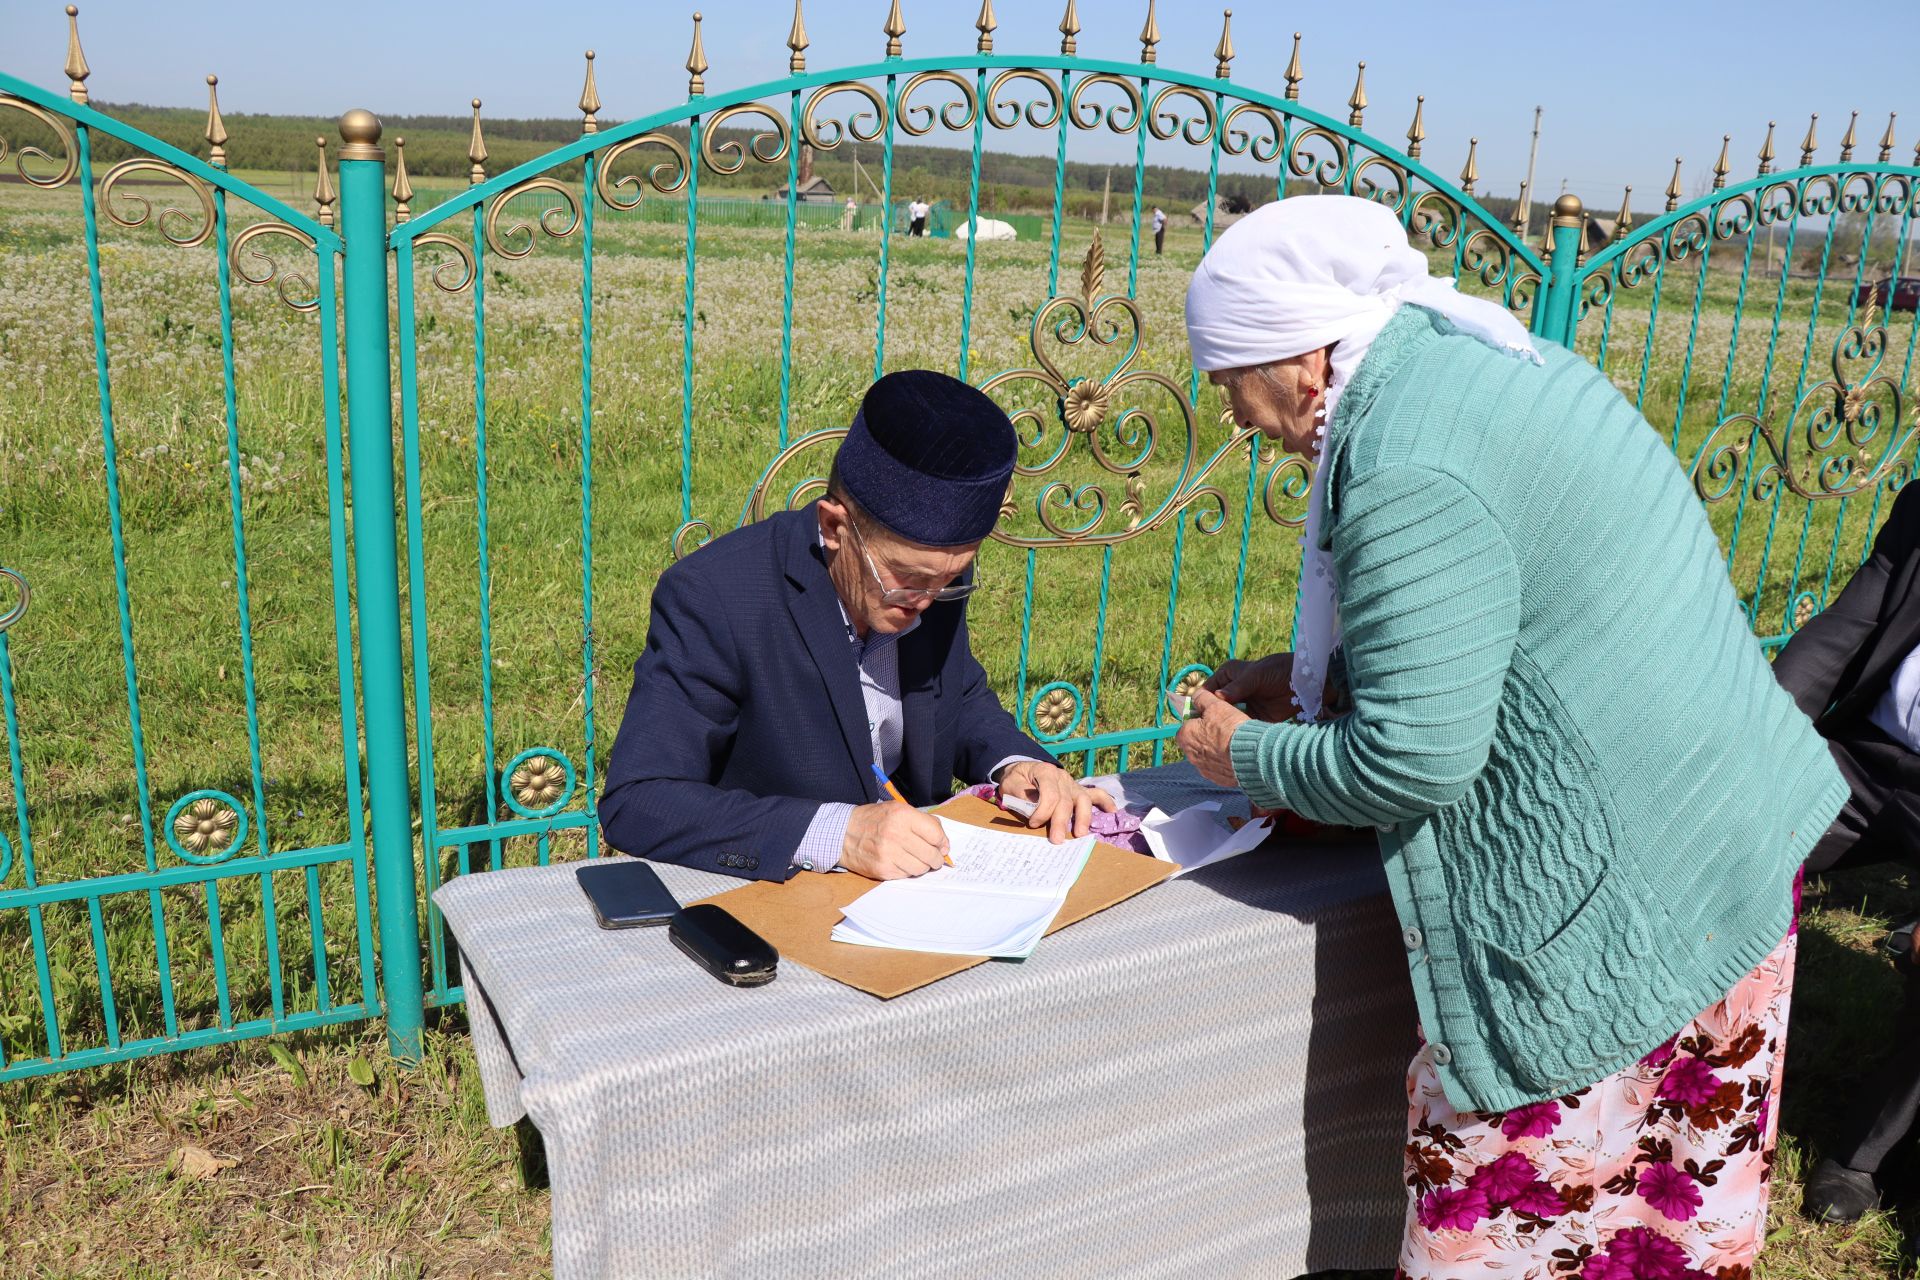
top-left (1398, 925), bottom-right (1796, 1280)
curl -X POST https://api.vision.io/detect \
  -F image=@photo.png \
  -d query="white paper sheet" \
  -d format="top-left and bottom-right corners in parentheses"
top-left (1139, 803), bottom-right (1275, 877)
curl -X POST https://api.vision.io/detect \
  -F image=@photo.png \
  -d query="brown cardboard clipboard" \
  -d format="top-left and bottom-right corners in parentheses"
top-left (691, 794), bottom-right (1175, 998)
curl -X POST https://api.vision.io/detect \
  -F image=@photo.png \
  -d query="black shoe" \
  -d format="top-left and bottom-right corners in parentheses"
top-left (1803, 1157), bottom-right (1881, 1224)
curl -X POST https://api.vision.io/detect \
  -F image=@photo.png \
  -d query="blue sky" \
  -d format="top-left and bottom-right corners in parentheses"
top-left (4, 0), bottom-right (1916, 208)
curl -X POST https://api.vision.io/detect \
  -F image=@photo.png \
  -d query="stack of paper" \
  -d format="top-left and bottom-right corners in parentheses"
top-left (832, 817), bottom-right (1096, 959)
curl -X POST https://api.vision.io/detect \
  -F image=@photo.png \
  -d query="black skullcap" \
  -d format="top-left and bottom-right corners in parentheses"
top-left (834, 370), bottom-right (1016, 547)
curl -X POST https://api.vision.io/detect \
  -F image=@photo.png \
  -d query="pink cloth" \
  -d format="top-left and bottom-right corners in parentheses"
top-left (1397, 921), bottom-right (1796, 1280)
top-left (961, 783), bottom-right (1151, 853)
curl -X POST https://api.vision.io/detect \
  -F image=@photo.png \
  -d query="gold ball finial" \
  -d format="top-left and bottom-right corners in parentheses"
top-left (472, 97), bottom-right (483, 110)
top-left (66, 3), bottom-right (76, 12)
top-left (206, 73), bottom-right (216, 86)
top-left (1551, 192), bottom-right (1584, 228)
top-left (338, 108), bottom-right (383, 160)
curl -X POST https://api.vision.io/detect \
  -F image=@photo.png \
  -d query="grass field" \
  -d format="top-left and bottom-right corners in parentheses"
top-left (1, 169), bottom-right (1916, 1276)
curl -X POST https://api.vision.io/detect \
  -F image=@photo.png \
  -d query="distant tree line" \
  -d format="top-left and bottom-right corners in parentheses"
top-left (16, 100), bottom-right (1546, 229)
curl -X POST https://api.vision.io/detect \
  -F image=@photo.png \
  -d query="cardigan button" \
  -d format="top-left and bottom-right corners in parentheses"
top-left (1403, 927), bottom-right (1424, 951)
top-left (1430, 1043), bottom-right (1453, 1066)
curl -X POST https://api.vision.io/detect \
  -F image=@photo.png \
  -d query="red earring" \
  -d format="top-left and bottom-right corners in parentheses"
top-left (1306, 386), bottom-right (1319, 397)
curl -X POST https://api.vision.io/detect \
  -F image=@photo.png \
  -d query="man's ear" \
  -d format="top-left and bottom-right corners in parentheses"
top-left (817, 496), bottom-right (849, 552)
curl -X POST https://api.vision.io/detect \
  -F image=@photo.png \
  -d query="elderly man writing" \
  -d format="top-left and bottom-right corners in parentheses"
top-left (599, 370), bottom-right (1112, 881)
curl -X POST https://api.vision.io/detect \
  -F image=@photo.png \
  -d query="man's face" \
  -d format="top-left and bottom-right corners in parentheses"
top-left (818, 499), bottom-right (978, 635)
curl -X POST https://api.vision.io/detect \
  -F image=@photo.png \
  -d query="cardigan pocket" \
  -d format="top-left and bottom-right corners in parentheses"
top-left (1461, 858), bottom-right (1678, 1098)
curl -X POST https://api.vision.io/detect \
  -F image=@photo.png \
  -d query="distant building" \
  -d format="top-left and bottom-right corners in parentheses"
top-left (777, 144), bottom-right (836, 203)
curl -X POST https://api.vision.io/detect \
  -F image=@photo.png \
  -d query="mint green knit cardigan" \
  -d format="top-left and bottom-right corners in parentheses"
top-left (1229, 306), bottom-right (1848, 1114)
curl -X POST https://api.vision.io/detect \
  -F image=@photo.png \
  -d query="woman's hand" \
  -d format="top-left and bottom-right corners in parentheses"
top-left (1210, 651), bottom-right (1352, 721)
top-left (1174, 687), bottom-right (1251, 788)
top-left (1206, 653), bottom-right (1298, 723)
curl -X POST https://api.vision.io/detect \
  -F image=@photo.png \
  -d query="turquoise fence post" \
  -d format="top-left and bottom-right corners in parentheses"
top-left (1535, 193), bottom-right (1585, 346)
top-left (337, 109), bottom-right (424, 1062)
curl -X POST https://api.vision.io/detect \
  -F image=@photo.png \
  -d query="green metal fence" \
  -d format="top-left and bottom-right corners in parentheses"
top-left (0, 3), bottom-right (1912, 1076)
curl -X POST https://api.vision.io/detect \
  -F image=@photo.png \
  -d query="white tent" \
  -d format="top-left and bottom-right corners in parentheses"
top-left (955, 218), bottom-right (1018, 242)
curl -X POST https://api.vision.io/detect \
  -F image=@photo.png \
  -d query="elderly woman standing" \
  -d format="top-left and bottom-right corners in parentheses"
top-left (1174, 196), bottom-right (1847, 1279)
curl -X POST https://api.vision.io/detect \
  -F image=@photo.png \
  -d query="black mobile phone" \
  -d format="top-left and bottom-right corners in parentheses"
top-left (576, 859), bottom-right (679, 929)
top-left (669, 904), bottom-right (778, 986)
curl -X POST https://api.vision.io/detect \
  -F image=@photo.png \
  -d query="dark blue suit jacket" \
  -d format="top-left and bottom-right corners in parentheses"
top-left (598, 504), bottom-right (1045, 879)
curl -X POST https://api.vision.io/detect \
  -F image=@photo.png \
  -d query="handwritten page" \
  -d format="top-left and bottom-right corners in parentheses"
top-left (934, 819), bottom-right (1089, 896)
top-left (831, 820), bottom-right (1096, 959)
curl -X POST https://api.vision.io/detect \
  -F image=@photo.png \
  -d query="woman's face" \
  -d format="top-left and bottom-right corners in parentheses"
top-left (1208, 346), bottom-right (1334, 457)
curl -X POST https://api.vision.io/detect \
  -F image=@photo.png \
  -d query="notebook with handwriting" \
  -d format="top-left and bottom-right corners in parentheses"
top-left (831, 819), bottom-right (1096, 958)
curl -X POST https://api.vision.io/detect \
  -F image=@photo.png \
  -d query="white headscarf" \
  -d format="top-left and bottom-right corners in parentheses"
top-left (1185, 195), bottom-right (1542, 722)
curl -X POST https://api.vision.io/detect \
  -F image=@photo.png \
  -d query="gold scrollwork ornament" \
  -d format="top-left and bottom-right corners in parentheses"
top-left (1692, 300), bottom-right (1918, 504)
top-left (801, 81), bottom-right (889, 150)
top-left (99, 157), bottom-right (215, 247)
top-left (410, 231), bottom-right (477, 295)
top-left (484, 176), bottom-right (580, 259)
top-left (701, 102), bottom-right (790, 174)
top-left (0, 94), bottom-right (79, 188)
top-left (985, 69), bottom-right (1062, 130)
top-left (897, 71), bottom-right (979, 136)
top-left (229, 221), bottom-right (320, 313)
top-left (596, 131), bottom-right (691, 210)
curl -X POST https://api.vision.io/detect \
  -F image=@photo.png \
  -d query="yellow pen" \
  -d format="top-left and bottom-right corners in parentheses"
top-left (871, 763), bottom-right (953, 867)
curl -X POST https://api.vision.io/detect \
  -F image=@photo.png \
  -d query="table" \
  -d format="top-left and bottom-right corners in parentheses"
top-left (436, 784), bottom-right (1418, 1279)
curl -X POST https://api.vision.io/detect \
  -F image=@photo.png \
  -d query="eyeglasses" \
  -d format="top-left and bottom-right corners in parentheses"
top-left (847, 515), bottom-right (980, 606)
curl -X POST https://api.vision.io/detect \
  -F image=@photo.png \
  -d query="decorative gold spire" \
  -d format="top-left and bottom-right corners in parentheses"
top-left (64, 6), bottom-right (90, 104)
top-left (204, 75), bottom-right (228, 168)
top-left (1138, 0), bottom-right (1160, 63)
top-left (688, 13), bottom-right (709, 93)
top-left (787, 1), bottom-right (808, 72)
top-left (1799, 113), bottom-right (1818, 167)
top-left (579, 51), bottom-right (601, 132)
top-left (1213, 9), bottom-right (1235, 79)
top-left (392, 136), bottom-right (414, 223)
top-left (1347, 62), bottom-right (1367, 127)
top-left (468, 99), bottom-right (488, 185)
top-left (1459, 137), bottom-right (1478, 194)
top-left (975, 0), bottom-right (996, 52)
top-left (1664, 156), bottom-right (1683, 211)
top-left (1839, 109), bottom-right (1858, 161)
top-left (1510, 183), bottom-right (1528, 233)
top-left (1615, 185), bottom-right (1632, 241)
top-left (1406, 95), bottom-right (1426, 159)
top-left (1757, 120), bottom-right (1776, 175)
top-left (1879, 112), bottom-right (1897, 163)
top-left (1055, 0), bottom-right (1080, 54)
top-left (1711, 134), bottom-right (1730, 190)
top-left (313, 136), bottom-right (335, 229)
top-left (1283, 32), bottom-right (1303, 100)
top-left (883, 0), bottom-right (905, 58)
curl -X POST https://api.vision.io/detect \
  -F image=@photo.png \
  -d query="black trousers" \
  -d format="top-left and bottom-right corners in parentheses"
top-left (1154, 227), bottom-right (1165, 254)
top-left (909, 216), bottom-right (926, 237)
top-left (1808, 719), bottom-right (1920, 1175)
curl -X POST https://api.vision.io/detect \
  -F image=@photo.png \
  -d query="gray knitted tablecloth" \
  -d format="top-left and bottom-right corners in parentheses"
top-left (436, 793), bottom-right (1417, 1279)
